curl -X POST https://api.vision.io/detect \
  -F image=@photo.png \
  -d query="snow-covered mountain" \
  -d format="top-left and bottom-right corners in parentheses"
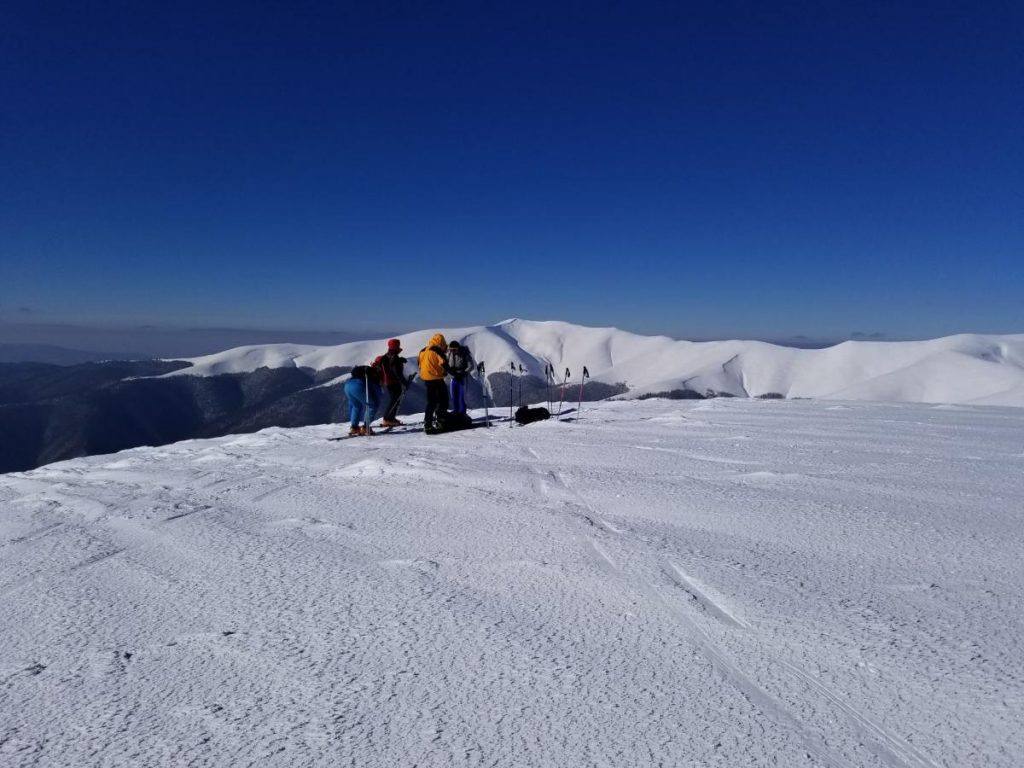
top-left (168, 318), bottom-right (1024, 407)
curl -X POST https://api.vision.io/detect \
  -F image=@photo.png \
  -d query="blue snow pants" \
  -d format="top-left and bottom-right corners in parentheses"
top-left (344, 378), bottom-right (380, 427)
top-left (450, 376), bottom-right (467, 414)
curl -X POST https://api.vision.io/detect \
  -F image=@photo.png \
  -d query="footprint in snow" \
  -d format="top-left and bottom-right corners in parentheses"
top-left (267, 517), bottom-right (352, 532)
top-left (733, 471), bottom-right (804, 482)
top-left (379, 558), bottom-right (440, 576)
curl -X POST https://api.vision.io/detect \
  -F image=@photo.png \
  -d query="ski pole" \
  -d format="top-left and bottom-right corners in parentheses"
top-left (509, 361), bottom-right (516, 425)
top-left (478, 362), bottom-right (489, 427)
top-left (576, 366), bottom-right (590, 420)
top-left (395, 372), bottom-right (416, 419)
top-left (545, 363), bottom-right (552, 414)
top-left (363, 367), bottom-right (372, 436)
top-left (518, 364), bottom-right (525, 407)
top-left (557, 368), bottom-right (570, 420)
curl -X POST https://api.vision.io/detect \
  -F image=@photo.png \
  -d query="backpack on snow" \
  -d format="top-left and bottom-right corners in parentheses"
top-left (436, 411), bottom-right (474, 432)
top-left (515, 406), bottom-right (550, 425)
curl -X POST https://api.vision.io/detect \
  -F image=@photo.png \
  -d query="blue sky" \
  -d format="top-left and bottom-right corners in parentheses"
top-left (2, 1), bottom-right (1022, 343)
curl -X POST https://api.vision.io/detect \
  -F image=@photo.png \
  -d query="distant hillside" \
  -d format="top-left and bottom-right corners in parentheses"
top-left (0, 360), bottom-right (350, 473)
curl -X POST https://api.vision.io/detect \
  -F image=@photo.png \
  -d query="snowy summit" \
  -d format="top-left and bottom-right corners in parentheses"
top-left (167, 319), bottom-right (1024, 408)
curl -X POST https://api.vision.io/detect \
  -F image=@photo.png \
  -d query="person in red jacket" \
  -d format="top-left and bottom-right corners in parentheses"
top-left (375, 339), bottom-right (408, 427)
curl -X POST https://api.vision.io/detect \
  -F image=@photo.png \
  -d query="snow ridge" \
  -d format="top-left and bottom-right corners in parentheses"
top-left (165, 319), bottom-right (1024, 407)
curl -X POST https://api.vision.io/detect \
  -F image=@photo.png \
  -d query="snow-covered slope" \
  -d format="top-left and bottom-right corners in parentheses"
top-left (2, 399), bottom-right (1022, 766)
top-left (165, 319), bottom-right (1024, 407)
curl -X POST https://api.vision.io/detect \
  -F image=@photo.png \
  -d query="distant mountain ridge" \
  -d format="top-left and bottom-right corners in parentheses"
top-left (0, 344), bottom-right (148, 365)
top-left (2, 319), bottom-right (1022, 474)
top-left (168, 318), bottom-right (1024, 408)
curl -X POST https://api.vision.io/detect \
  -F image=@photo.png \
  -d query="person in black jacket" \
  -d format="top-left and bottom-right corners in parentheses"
top-left (447, 340), bottom-right (474, 415)
top-left (375, 338), bottom-right (408, 427)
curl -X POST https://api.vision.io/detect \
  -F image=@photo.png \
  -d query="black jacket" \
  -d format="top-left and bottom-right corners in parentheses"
top-left (378, 351), bottom-right (406, 387)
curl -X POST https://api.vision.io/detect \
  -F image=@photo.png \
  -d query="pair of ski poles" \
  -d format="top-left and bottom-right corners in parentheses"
top-left (508, 361), bottom-right (533, 424)
top-left (551, 365), bottom-right (590, 420)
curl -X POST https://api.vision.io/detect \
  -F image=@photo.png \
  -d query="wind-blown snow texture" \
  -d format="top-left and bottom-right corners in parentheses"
top-left (167, 319), bottom-right (1024, 407)
top-left (2, 399), bottom-right (1022, 766)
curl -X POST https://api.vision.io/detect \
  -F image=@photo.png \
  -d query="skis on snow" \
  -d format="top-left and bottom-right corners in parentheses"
top-left (328, 424), bottom-right (420, 440)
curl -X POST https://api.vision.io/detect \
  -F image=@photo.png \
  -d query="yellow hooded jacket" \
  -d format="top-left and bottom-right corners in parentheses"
top-left (418, 334), bottom-right (449, 381)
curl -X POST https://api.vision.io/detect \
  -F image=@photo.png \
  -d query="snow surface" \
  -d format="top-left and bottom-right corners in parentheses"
top-left (163, 319), bottom-right (1024, 407)
top-left (2, 399), bottom-right (1022, 767)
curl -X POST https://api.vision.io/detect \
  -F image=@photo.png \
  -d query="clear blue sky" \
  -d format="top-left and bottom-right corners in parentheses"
top-left (2, 1), bottom-right (1022, 341)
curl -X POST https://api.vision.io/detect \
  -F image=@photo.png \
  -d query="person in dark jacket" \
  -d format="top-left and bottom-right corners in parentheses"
top-left (375, 338), bottom-right (407, 427)
top-left (343, 364), bottom-right (383, 436)
top-left (447, 340), bottom-right (474, 415)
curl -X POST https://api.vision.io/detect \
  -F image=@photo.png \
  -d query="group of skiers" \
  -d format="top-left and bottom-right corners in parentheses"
top-left (343, 334), bottom-right (475, 436)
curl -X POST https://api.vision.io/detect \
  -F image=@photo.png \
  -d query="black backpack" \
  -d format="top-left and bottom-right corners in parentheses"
top-left (349, 365), bottom-right (372, 379)
top-left (441, 411), bottom-right (474, 430)
top-left (515, 406), bottom-right (550, 425)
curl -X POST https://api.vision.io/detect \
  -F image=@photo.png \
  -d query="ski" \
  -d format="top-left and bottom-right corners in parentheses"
top-left (328, 425), bottom-right (421, 441)
top-left (424, 422), bottom-right (483, 436)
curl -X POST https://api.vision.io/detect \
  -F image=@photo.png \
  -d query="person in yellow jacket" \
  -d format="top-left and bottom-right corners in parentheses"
top-left (418, 333), bottom-right (453, 433)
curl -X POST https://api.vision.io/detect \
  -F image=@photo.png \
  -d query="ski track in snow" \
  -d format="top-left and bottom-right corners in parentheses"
top-left (1, 399), bottom-right (1023, 766)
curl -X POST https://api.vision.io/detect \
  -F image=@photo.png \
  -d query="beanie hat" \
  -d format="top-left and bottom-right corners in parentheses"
top-left (387, 338), bottom-right (401, 351)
